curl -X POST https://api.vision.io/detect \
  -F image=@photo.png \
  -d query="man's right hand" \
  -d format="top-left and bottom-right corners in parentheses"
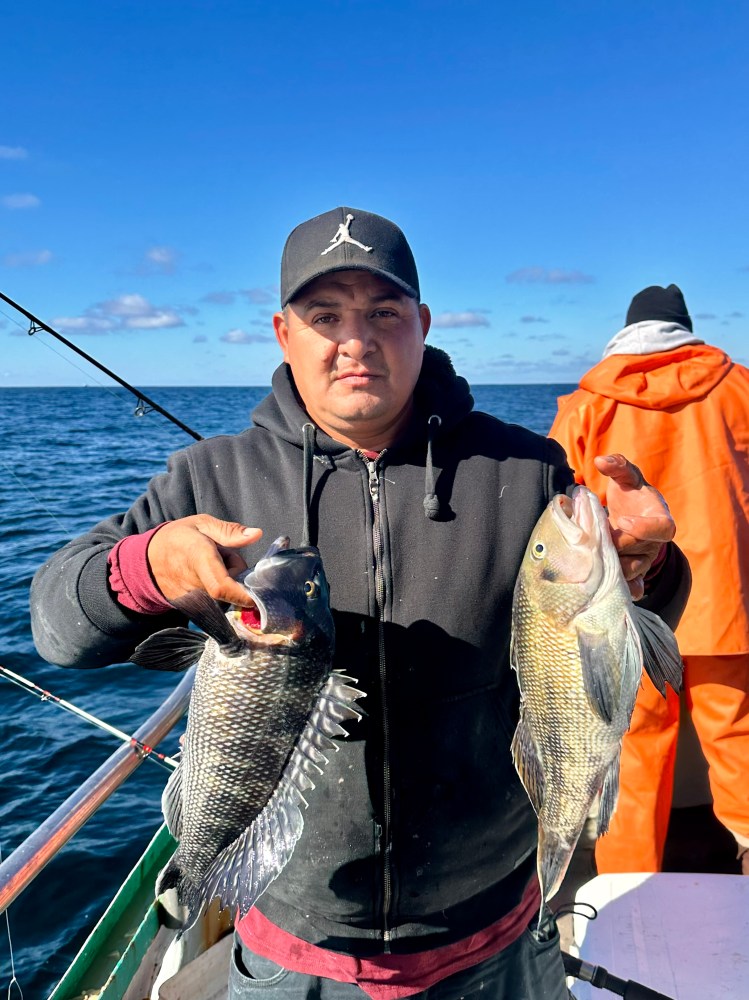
top-left (146, 514), bottom-right (262, 608)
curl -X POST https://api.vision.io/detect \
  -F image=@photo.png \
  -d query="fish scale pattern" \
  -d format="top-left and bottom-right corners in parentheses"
top-left (510, 487), bottom-right (680, 909)
top-left (144, 543), bottom-right (366, 930)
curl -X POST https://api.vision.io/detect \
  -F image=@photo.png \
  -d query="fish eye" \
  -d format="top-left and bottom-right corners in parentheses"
top-left (531, 540), bottom-right (546, 559)
top-left (303, 580), bottom-right (318, 598)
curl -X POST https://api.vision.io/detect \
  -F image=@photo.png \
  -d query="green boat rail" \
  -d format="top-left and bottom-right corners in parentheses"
top-left (0, 666), bottom-right (195, 917)
top-left (49, 822), bottom-right (178, 1000)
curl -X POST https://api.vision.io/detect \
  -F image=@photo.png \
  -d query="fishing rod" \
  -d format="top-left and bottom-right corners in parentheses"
top-left (0, 664), bottom-right (178, 771)
top-left (562, 951), bottom-right (675, 999)
top-left (0, 290), bottom-right (203, 441)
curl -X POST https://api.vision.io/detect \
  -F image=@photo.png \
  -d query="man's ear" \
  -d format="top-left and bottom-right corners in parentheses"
top-left (273, 311), bottom-right (290, 361)
top-left (419, 303), bottom-right (431, 340)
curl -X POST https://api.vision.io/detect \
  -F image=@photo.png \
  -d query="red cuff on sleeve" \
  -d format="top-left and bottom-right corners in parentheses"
top-left (644, 542), bottom-right (668, 582)
top-left (107, 524), bottom-right (173, 615)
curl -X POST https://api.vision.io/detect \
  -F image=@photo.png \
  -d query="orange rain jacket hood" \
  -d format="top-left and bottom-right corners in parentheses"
top-left (551, 322), bottom-right (749, 656)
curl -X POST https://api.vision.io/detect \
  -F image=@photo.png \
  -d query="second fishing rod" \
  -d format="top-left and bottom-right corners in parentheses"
top-left (0, 290), bottom-right (204, 442)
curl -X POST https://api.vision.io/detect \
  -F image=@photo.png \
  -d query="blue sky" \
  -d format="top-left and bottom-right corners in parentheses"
top-left (1, 0), bottom-right (747, 387)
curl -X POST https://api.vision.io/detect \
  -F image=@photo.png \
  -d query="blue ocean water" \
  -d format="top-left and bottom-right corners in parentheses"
top-left (0, 383), bottom-right (571, 997)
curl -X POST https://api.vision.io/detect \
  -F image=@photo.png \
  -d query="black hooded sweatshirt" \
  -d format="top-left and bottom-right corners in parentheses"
top-left (30, 347), bottom-right (688, 954)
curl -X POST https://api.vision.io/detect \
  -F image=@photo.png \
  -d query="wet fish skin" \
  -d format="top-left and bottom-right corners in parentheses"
top-left (510, 487), bottom-right (682, 905)
top-left (131, 537), bottom-right (364, 929)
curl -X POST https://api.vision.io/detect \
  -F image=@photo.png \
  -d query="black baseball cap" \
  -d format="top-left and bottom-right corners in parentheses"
top-left (625, 284), bottom-right (693, 331)
top-left (280, 207), bottom-right (420, 307)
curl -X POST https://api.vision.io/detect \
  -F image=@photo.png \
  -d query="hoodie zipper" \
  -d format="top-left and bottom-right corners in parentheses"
top-left (360, 451), bottom-right (393, 950)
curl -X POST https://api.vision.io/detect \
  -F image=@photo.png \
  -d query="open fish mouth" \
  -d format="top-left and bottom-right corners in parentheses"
top-left (551, 487), bottom-right (600, 549)
top-left (238, 604), bottom-right (264, 632)
top-left (232, 537), bottom-right (291, 634)
top-left (234, 537), bottom-right (320, 643)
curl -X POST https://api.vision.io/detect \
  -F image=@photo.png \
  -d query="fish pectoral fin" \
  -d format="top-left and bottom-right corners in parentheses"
top-left (161, 759), bottom-right (184, 839)
top-left (619, 614), bottom-right (644, 723)
top-left (632, 606), bottom-right (683, 697)
top-left (131, 628), bottom-right (209, 671)
top-left (170, 589), bottom-right (244, 651)
top-left (576, 628), bottom-right (621, 723)
top-left (597, 748), bottom-right (621, 836)
top-left (511, 716), bottom-right (546, 815)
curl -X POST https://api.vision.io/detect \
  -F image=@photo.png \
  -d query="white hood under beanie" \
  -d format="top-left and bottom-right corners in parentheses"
top-left (603, 319), bottom-right (704, 359)
top-left (602, 283), bottom-right (704, 358)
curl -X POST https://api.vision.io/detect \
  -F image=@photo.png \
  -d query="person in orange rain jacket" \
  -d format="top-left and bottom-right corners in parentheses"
top-left (550, 283), bottom-right (749, 876)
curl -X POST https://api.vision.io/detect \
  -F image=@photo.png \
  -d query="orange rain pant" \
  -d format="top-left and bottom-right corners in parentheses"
top-left (596, 653), bottom-right (749, 873)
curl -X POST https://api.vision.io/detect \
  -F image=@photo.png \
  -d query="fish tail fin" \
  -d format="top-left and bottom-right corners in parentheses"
top-left (156, 855), bottom-right (182, 895)
top-left (537, 827), bottom-right (574, 902)
top-left (156, 855), bottom-right (204, 931)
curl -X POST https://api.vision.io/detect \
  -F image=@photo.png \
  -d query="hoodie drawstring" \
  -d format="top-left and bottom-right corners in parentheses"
top-left (303, 416), bottom-right (441, 531)
top-left (423, 414), bottom-right (442, 520)
top-left (302, 422), bottom-right (316, 546)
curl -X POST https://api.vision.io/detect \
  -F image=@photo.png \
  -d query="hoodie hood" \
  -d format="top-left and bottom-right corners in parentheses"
top-left (580, 328), bottom-right (733, 410)
top-left (602, 320), bottom-right (703, 358)
top-left (250, 345), bottom-right (474, 528)
top-left (250, 344), bottom-right (474, 450)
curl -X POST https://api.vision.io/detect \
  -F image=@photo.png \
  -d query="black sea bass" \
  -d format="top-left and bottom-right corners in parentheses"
top-left (132, 537), bottom-right (364, 929)
top-left (510, 487), bottom-right (682, 909)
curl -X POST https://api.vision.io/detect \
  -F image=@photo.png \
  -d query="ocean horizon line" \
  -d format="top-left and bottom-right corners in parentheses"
top-left (0, 380), bottom-right (578, 390)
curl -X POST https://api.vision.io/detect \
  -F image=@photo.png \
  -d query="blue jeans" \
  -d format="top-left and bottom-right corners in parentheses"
top-left (229, 921), bottom-right (571, 1000)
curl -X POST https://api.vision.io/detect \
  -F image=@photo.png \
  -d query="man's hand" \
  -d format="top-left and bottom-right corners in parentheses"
top-left (147, 514), bottom-right (262, 607)
top-left (594, 454), bottom-right (675, 600)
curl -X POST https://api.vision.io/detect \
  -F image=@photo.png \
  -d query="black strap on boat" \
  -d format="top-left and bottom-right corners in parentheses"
top-left (562, 951), bottom-right (676, 999)
top-left (0, 289), bottom-right (204, 441)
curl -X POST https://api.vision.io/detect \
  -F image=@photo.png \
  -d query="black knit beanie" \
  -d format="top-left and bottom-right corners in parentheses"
top-left (625, 284), bottom-right (693, 331)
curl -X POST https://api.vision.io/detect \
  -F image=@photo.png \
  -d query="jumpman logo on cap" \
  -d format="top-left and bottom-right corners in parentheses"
top-left (320, 214), bottom-right (373, 256)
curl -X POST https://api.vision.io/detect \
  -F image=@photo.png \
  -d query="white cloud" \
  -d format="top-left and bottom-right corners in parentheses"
top-left (53, 316), bottom-right (117, 333)
top-left (220, 328), bottom-right (276, 345)
top-left (202, 290), bottom-right (236, 305)
top-left (2, 193), bottom-right (40, 209)
top-left (130, 311), bottom-right (183, 329)
top-left (431, 311), bottom-right (491, 329)
top-left (53, 294), bottom-right (185, 334)
top-left (520, 315), bottom-right (548, 324)
top-left (143, 245), bottom-right (179, 274)
top-left (240, 288), bottom-right (275, 305)
top-left (2, 249), bottom-right (53, 267)
top-left (506, 266), bottom-right (595, 284)
top-left (0, 146), bottom-right (27, 160)
top-left (481, 349), bottom-right (598, 379)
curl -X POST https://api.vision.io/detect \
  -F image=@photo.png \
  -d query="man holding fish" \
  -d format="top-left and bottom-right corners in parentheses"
top-left (32, 208), bottom-right (689, 999)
